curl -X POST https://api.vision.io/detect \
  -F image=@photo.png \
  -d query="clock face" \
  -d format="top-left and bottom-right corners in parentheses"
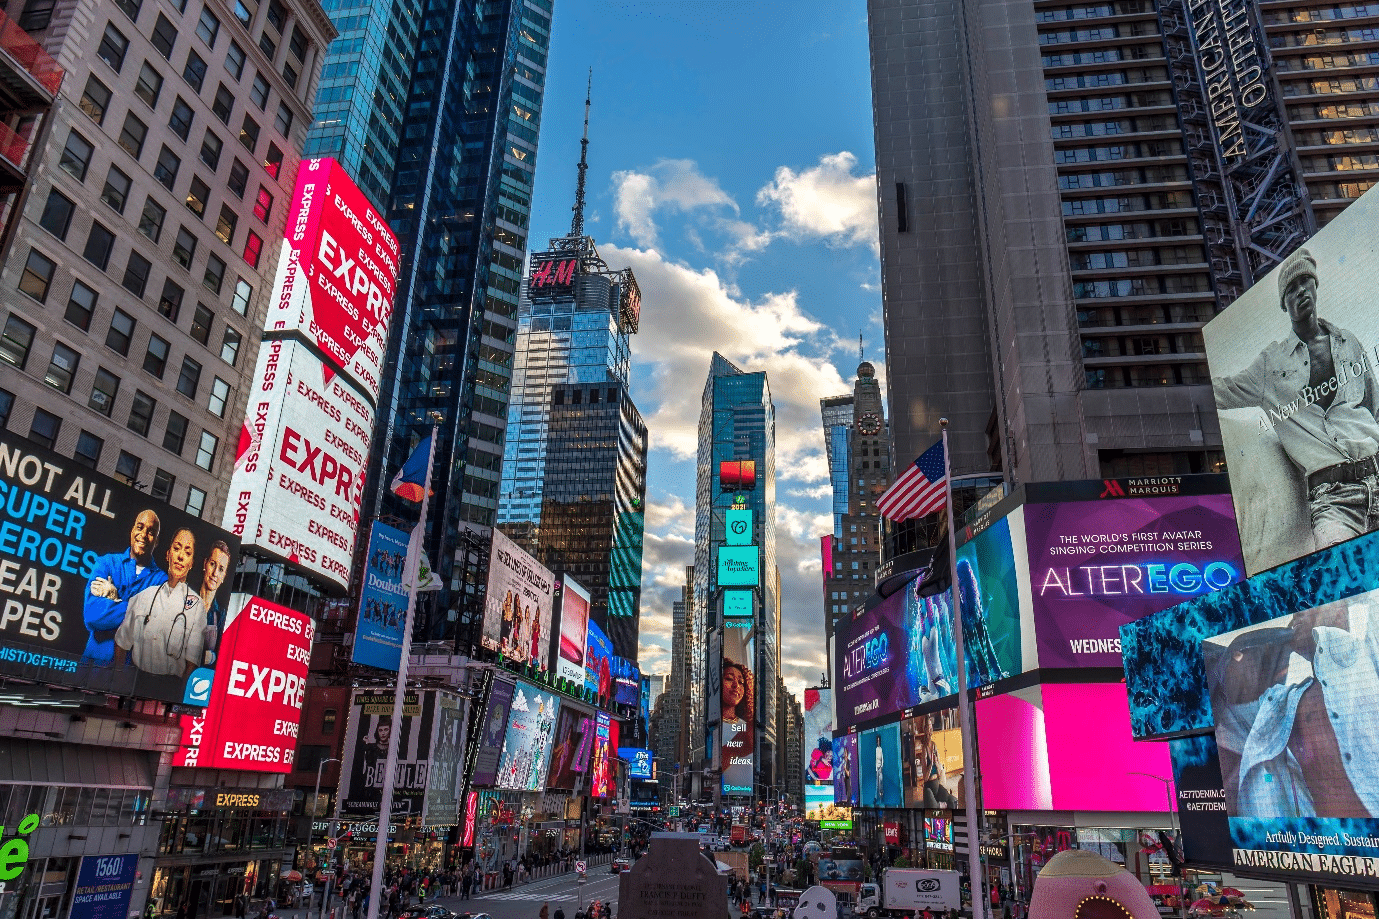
top-left (858, 412), bottom-right (882, 435)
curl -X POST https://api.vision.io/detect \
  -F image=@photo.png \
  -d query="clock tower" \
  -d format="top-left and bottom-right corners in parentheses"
top-left (820, 361), bottom-right (890, 642)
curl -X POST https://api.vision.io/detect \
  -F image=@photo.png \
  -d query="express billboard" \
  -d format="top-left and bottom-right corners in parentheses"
top-left (1204, 187), bottom-right (1379, 576)
top-left (494, 680), bottom-right (560, 791)
top-left (339, 689), bottom-right (435, 821)
top-left (0, 432), bottom-right (238, 705)
top-left (557, 575), bottom-right (589, 684)
top-left (173, 594), bottom-right (312, 771)
top-left (353, 521), bottom-right (408, 670)
top-left (482, 530), bottom-right (555, 673)
top-left (262, 157), bottom-right (399, 400)
top-left (223, 336), bottom-right (374, 589)
top-left (1023, 492), bottom-right (1243, 668)
top-left (720, 617), bottom-right (755, 796)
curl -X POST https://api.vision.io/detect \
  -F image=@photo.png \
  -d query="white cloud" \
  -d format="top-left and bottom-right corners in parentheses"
top-left (612, 159), bottom-right (740, 249)
top-left (757, 152), bottom-right (878, 250)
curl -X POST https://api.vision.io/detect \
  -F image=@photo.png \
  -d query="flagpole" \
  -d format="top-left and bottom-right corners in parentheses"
top-left (940, 418), bottom-right (989, 919)
top-left (365, 426), bottom-right (437, 919)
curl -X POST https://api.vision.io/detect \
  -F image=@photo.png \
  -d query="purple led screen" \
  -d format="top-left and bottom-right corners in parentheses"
top-left (834, 590), bottom-right (911, 732)
top-left (1023, 494), bottom-right (1244, 669)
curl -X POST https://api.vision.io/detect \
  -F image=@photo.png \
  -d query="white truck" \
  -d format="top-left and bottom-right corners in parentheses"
top-left (854, 868), bottom-right (961, 917)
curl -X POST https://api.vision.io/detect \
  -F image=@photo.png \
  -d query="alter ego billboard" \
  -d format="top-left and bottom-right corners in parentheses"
top-left (482, 530), bottom-right (555, 673)
top-left (173, 594), bottom-right (313, 771)
top-left (1204, 185), bottom-right (1379, 575)
top-left (0, 432), bottom-right (238, 705)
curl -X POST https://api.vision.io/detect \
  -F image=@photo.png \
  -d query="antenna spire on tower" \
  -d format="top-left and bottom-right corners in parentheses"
top-left (571, 68), bottom-right (592, 237)
top-left (859, 331), bottom-right (864, 364)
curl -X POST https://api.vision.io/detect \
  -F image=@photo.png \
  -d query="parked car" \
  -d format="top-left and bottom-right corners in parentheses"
top-left (612, 856), bottom-right (633, 873)
top-left (399, 907), bottom-right (457, 919)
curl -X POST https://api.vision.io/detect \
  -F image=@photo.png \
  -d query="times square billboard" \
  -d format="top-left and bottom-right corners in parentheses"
top-left (0, 431), bottom-right (239, 705)
top-left (1121, 190), bottom-right (1379, 887)
top-left (223, 158), bottom-right (399, 590)
top-left (834, 476), bottom-right (1243, 732)
top-left (174, 595), bottom-right (313, 771)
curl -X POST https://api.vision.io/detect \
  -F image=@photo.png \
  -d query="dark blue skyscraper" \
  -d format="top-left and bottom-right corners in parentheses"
top-left (362, 0), bottom-right (554, 644)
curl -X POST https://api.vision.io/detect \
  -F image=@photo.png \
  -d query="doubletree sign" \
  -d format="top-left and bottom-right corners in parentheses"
top-left (0, 813), bottom-right (39, 891)
top-left (529, 255), bottom-right (580, 296)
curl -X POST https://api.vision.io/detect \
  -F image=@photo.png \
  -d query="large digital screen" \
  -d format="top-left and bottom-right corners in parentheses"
top-left (339, 689), bottom-right (435, 820)
top-left (482, 530), bottom-right (555, 673)
top-left (1121, 527), bottom-right (1379, 740)
top-left (613, 655), bottom-right (641, 706)
top-left (902, 708), bottom-right (962, 810)
top-left (832, 732), bottom-right (859, 805)
top-left (1168, 734), bottom-right (1233, 870)
top-left (720, 617), bottom-right (755, 796)
top-left (717, 545), bottom-right (760, 586)
top-left (557, 575), bottom-right (589, 684)
top-left (173, 595), bottom-right (312, 771)
top-left (262, 157), bottom-right (399, 400)
top-left (974, 683), bottom-right (1173, 812)
top-left (1024, 493), bottom-right (1244, 669)
top-left (859, 721), bottom-right (903, 808)
top-left (591, 711), bottom-right (618, 798)
top-left (585, 617), bottom-right (614, 697)
top-left (804, 687), bottom-right (834, 784)
top-left (725, 508), bottom-right (753, 545)
top-left (1203, 592), bottom-right (1379, 874)
top-left (955, 508), bottom-right (1031, 688)
top-left (494, 680), bottom-right (560, 791)
top-left (619, 747), bottom-right (653, 779)
top-left (907, 585), bottom-right (958, 703)
top-left (223, 337), bottom-right (375, 588)
top-left (471, 679), bottom-right (514, 787)
top-left (546, 705), bottom-right (594, 791)
top-left (528, 253), bottom-right (581, 297)
top-left (0, 432), bottom-right (237, 706)
top-left (1204, 186), bottom-right (1379, 575)
top-left (353, 521), bottom-right (409, 670)
top-left (834, 589), bottom-right (911, 733)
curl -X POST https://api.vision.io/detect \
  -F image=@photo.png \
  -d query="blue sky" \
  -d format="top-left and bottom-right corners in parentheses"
top-left (525, 0), bottom-right (881, 695)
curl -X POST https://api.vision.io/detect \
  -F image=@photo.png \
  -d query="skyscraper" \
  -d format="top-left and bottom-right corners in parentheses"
top-left (498, 84), bottom-right (640, 534)
top-left (820, 362), bottom-right (888, 641)
top-left (303, 0), bottom-right (420, 211)
top-left (537, 378), bottom-right (648, 660)
top-left (869, 0), bottom-right (1355, 494)
top-left (362, 0), bottom-right (553, 645)
top-left (695, 353), bottom-right (778, 796)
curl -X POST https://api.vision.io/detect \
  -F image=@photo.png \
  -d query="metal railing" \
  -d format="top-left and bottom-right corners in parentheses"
top-left (0, 10), bottom-right (62, 96)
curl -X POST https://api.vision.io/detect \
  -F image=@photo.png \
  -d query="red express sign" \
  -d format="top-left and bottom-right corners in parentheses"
top-left (264, 158), bottom-right (399, 401)
top-left (174, 594), bottom-right (313, 771)
top-left (224, 338), bottom-right (373, 588)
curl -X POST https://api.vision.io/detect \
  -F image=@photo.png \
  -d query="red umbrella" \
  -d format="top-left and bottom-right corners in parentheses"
top-left (283, 870), bottom-right (304, 882)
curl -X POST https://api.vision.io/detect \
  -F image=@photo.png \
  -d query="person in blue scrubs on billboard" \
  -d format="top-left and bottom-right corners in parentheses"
top-left (83, 510), bottom-right (166, 662)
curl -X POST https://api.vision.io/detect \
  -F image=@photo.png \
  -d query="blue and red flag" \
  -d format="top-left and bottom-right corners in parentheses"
top-left (390, 434), bottom-right (433, 503)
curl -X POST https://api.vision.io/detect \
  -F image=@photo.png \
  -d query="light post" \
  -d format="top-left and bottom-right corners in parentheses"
top-left (311, 757), bottom-right (340, 918)
top-left (1131, 772), bottom-right (1185, 919)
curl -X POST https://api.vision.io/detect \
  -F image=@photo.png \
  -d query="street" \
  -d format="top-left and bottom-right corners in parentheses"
top-left (434, 869), bottom-right (632, 919)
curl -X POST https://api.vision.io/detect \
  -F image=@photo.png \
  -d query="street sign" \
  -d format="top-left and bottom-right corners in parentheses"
top-left (326, 839), bottom-right (337, 849)
top-left (576, 860), bottom-right (587, 873)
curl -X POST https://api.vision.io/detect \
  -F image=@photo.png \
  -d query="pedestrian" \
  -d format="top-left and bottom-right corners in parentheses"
top-left (556, 908), bottom-right (566, 919)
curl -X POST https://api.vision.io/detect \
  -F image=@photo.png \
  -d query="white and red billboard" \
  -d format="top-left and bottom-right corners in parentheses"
top-left (264, 157), bottom-right (400, 400)
top-left (224, 337), bottom-right (375, 587)
top-left (174, 594), bottom-right (314, 772)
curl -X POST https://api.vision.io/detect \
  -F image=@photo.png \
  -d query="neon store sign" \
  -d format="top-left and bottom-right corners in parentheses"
top-left (1038, 561), bottom-right (1238, 598)
top-left (0, 814), bottom-right (38, 891)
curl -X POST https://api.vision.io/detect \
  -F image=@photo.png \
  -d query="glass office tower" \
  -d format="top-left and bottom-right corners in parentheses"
top-left (363, 0), bottom-right (553, 644)
top-left (694, 352), bottom-right (779, 795)
top-left (304, 0), bottom-right (420, 211)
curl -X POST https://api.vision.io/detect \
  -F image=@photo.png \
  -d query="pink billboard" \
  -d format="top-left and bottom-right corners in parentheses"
top-left (975, 682), bottom-right (1173, 811)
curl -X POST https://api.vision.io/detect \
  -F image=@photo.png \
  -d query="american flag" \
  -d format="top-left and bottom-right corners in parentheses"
top-left (876, 438), bottom-right (948, 521)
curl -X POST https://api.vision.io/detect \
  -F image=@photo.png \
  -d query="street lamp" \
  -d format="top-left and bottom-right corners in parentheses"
top-left (1130, 772), bottom-right (1185, 919)
top-left (311, 757), bottom-right (340, 919)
